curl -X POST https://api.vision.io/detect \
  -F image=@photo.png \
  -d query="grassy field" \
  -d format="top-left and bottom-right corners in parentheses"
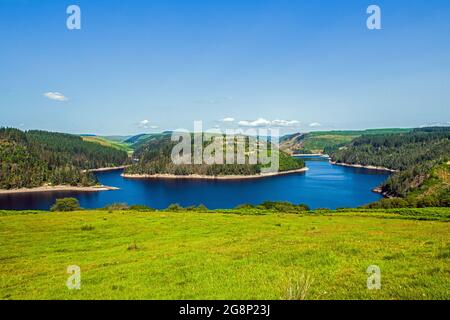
top-left (81, 136), bottom-right (133, 154)
top-left (0, 209), bottom-right (449, 300)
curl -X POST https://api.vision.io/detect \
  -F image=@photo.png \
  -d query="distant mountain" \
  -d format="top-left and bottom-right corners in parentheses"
top-left (102, 135), bottom-right (132, 143)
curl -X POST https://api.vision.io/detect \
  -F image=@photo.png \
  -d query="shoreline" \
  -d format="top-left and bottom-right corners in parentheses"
top-left (293, 153), bottom-right (330, 158)
top-left (121, 167), bottom-right (309, 180)
top-left (0, 185), bottom-right (119, 195)
top-left (329, 161), bottom-right (398, 173)
top-left (85, 166), bottom-right (130, 173)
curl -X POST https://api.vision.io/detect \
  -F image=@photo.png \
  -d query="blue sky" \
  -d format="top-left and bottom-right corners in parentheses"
top-left (0, 0), bottom-right (449, 135)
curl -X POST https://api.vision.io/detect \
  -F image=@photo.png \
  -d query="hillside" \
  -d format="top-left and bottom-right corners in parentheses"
top-left (0, 207), bottom-right (448, 299)
top-left (0, 128), bottom-right (129, 189)
top-left (280, 128), bottom-right (412, 155)
top-left (125, 133), bottom-right (305, 177)
top-left (81, 136), bottom-right (133, 154)
top-left (327, 127), bottom-right (450, 207)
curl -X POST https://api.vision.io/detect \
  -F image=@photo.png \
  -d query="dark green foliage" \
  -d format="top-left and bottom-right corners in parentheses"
top-left (328, 127), bottom-right (450, 171)
top-left (329, 127), bottom-right (450, 206)
top-left (234, 201), bottom-right (310, 213)
top-left (0, 128), bottom-right (129, 189)
top-left (50, 198), bottom-right (81, 212)
top-left (129, 205), bottom-right (156, 212)
top-left (258, 201), bottom-right (310, 213)
top-left (125, 133), bottom-right (305, 176)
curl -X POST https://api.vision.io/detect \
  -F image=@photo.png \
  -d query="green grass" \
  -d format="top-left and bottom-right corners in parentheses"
top-left (0, 208), bottom-right (449, 300)
top-left (81, 136), bottom-right (133, 154)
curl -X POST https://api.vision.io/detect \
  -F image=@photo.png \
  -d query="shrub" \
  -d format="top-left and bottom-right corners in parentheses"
top-left (50, 198), bottom-right (81, 212)
top-left (260, 201), bottom-right (310, 213)
top-left (166, 203), bottom-right (183, 212)
top-left (129, 205), bottom-right (155, 212)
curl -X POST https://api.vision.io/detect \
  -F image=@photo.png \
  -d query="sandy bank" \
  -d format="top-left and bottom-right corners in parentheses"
top-left (329, 161), bottom-right (398, 173)
top-left (84, 166), bottom-right (130, 173)
top-left (0, 185), bottom-right (119, 195)
top-left (294, 154), bottom-right (330, 158)
top-left (122, 167), bottom-right (309, 180)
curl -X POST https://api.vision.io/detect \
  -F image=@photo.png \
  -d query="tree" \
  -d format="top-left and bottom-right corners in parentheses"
top-left (50, 198), bottom-right (81, 212)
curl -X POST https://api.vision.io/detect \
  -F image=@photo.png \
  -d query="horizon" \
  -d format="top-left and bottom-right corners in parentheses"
top-left (3, 124), bottom-right (447, 138)
top-left (1, 0), bottom-right (450, 135)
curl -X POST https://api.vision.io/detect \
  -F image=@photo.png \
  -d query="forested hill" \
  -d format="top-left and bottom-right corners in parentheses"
top-left (0, 128), bottom-right (129, 189)
top-left (327, 127), bottom-right (450, 171)
top-left (279, 128), bottom-right (411, 155)
top-left (125, 133), bottom-right (304, 176)
top-left (327, 127), bottom-right (450, 206)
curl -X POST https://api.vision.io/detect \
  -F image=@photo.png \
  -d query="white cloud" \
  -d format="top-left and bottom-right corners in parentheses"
top-left (43, 92), bottom-right (68, 102)
top-left (271, 119), bottom-right (300, 127)
top-left (238, 118), bottom-right (272, 127)
top-left (238, 118), bottom-right (300, 128)
top-left (220, 117), bottom-right (235, 123)
top-left (138, 120), bottom-right (159, 130)
top-left (139, 120), bottom-right (150, 128)
top-left (309, 122), bottom-right (322, 127)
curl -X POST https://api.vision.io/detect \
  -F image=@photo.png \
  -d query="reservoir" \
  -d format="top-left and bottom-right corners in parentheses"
top-left (0, 157), bottom-right (389, 210)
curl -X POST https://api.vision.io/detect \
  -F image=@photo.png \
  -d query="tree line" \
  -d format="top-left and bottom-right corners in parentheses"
top-left (0, 128), bottom-right (129, 189)
top-left (327, 127), bottom-right (450, 207)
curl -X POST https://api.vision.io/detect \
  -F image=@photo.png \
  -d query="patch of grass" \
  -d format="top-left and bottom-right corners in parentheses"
top-left (80, 225), bottom-right (95, 231)
top-left (81, 136), bottom-right (133, 154)
top-left (284, 272), bottom-right (315, 300)
top-left (0, 208), bottom-right (448, 300)
top-left (127, 241), bottom-right (139, 251)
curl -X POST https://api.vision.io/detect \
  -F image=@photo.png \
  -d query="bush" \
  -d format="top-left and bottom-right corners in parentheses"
top-left (166, 203), bottom-right (183, 212)
top-left (50, 198), bottom-right (81, 212)
top-left (234, 201), bottom-right (310, 213)
top-left (129, 205), bottom-right (155, 212)
top-left (260, 201), bottom-right (310, 213)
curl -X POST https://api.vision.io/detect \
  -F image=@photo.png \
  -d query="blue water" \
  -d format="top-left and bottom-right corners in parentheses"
top-left (0, 158), bottom-right (389, 210)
